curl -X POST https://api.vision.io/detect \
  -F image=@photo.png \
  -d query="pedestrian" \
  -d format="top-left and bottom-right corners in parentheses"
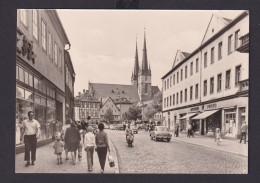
top-left (175, 123), bottom-right (179, 137)
top-left (240, 121), bottom-right (248, 144)
top-left (187, 123), bottom-right (191, 138)
top-left (64, 122), bottom-right (81, 165)
top-left (62, 118), bottom-right (71, 160)
top-left (20, 111), bottom-right (41, 167)
top-left (53, 136), bottom-right (64, 165)
top-left (215, 127), bottom-right (221, 146)
top-left (191, 122), bottom-right (196, 137)
top-left (53, 120), bottom-right (63, 140)
top-left (95, 123), bottom-right (110, 173)
top-left (84, 126), bottom-right (96, 172)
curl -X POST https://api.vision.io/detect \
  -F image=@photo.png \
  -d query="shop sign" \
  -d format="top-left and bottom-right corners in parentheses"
top-left (205, 103), bottom-right (217, 110)
top-left (189, 106), bottom-right (202, 112)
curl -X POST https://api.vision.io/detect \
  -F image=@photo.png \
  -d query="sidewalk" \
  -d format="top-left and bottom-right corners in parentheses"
top-left (171, 132), bottom-right (248, 158)
top-left (15, 140), bottom-right (119, 173)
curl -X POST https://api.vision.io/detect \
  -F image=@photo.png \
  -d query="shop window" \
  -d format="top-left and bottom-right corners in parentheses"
top-left (28, 73), bottom-right (33, 87)
top-left (16, 86), bottom-right (25, 98)
top-left (18, 67), bottom-right (24, 82)
top-left (38, 80), bottom-right (42, 92)
top-left (24, 71), bottom-right (29, 85)
top-left (34, 77), bottom-right (39, 90)
top-left (40, 96), bottom-right (46, 106)
top-left (25, 90), bottom-right (33, 101)
top-left (34, 104), bottom-right (46, 139)
top-left (225, 109), bottom-right (236, 136)
top-left (34, 94), bottom-right (41, 104)
top-left (42, 83), bottom-right (46, 94)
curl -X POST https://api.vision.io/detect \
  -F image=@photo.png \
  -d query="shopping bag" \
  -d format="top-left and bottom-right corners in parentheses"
top-left (108, 154), bottom-right (115, 167)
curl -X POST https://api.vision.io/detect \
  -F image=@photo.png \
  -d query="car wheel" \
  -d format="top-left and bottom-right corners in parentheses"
top-left (167, 138), bottom-right (170, 142)
top-left (155, 137), bottom-right (158, 141)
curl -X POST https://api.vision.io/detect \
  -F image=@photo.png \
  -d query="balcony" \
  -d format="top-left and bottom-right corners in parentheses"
top-left (237, 79), bottom-right (249, 96)
top-left (236, 33), bottom-right (249, 53)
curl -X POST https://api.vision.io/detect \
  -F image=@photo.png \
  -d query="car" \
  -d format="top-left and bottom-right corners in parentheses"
top-left (110, 124), bottom-right (116, 130)
top-left (150, 126), bottom-right (172, 142)
top-left (116, 124), bottom-right (124, 130)
top-left (104, 124), bottom-right (110, 129)
top-left (130, 125), bottom-right (138, 134)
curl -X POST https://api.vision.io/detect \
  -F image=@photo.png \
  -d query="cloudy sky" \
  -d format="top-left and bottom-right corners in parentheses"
top-left (57, 10), bottom-right (243, 96)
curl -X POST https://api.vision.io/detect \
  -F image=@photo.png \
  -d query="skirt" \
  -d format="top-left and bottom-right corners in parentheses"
top-left (66, 142), bottom-right (79, 152)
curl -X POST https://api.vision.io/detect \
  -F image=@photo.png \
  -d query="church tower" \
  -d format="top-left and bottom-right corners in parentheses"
top-left (131, 39), bottom-right (139, 88)
top-left (138, 29), bottom-right (152, 101)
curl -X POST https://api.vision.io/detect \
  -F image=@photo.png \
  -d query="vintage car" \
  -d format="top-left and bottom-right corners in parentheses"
top-left (109, 124), bottom-right (116, 130)
top-left (149, 126), bottom-right (172, 142)
top-left (130, 125), bottom-right (138, 134)
top-left (116, 124), bottom-right (124, 130)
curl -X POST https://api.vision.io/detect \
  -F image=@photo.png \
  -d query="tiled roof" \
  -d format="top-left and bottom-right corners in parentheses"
top-left (114, 97), bottom-right (133, 104)
top-left (91, 83), bottom-right (140, 102)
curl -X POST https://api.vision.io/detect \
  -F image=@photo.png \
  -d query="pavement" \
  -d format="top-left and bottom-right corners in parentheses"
top-left (15, 140), bottom-right (119, 174)
top-left (171, 131), bottom-right (248, 158)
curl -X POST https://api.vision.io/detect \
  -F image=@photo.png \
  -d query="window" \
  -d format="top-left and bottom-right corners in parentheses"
top-left (167, 79), bottom-right (169, 89)
top-left (235, 65), bottom-right (241, 85)
top-left (218, 42), bottom-right (222, 59)
top-left (32, 10), bottom-right (38, 40)
top-left (176, 92), bottom-right (179, 104)
top-left (18, 67), bottom-right (24, 82)
top-left (185, 66), bottom-right (187, 78)
top-left (24, 71), bottom-right (29, 85)
top-left (177, 72), bottom-right (179, 83)
top-left (28, 73), bottom-right (33, 87)
top-left (145, 83), bottom-right (148, 93)
top-left (190, 86), bottom-right (193, 100)
top-left (190, 62), bottom-right (193, 76)
top-left (181, 69), bottom-right (183, 81)
top-left (58, 49), bottom-right (62, 71)
top-left (226, 70), bottom-right (231, 88)
top-left (235, 30), bottom-right (240, 49)
top-left (34, 77), bottom-right (39, 90)
top-left (211, 47), bottom-right (214, 64)
top-left (145, 76), bottom-right (147, 81)
top-left (90, 103), bottom-right (93, 108)
top-left (173, 74), bottom-right (175, 85)
top-left (41, 20), bottom-right (46, 51)
top-left (210, 77), bottom-right (214, 94)
top-left (180, 91), bottom-right (183, 103)
top-left (204, 52), bottom-right (207, 68)
top-left (204, 80), bottom-right (207, 96)
top-left (217, 74), bottom-right (222, 91)
top-left (54, 42), bottom-right (58, 65)
top-left (48, 32), bottom-right (53, 59)
top-left (173, 94), bottom-right (175, 105)
top-left (170, 96), bottom-right (172, 106)
top-left (228, 35), bottom-right (233, 54)
top-left (170, 77), bottom-right (172, 87)
top-left (164, 98), bottom-right (166, 108)
top-left (167, 97), bottom-right (169, 107)
top-left (195, 84), bottom-right (198, 99)
top-left (196, 58), bottom-right (199, 73)
top-left (184, 89), bottom-right (187, 102)
top-left (164, 81), bottom-right (166, 91)
top-left (20, 9), bottom-right (27, 26)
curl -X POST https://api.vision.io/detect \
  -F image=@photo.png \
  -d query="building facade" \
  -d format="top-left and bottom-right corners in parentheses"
top-left (16, 9), bottom-right (71, 146)
top-left (100, 97), bottom-right (121, 123)
top-left (162, 11), bottom-right (249, 139)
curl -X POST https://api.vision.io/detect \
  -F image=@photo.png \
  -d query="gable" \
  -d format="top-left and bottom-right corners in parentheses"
top-left (201, 14), bottom-right (232, 45)
top-left (172, 50), bottom-right (190, 68)
top-left (100, 97), bottom-right (120, 115)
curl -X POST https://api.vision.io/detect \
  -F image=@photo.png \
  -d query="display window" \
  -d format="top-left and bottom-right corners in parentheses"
top-left (225, 109), bottom-right (236, 136)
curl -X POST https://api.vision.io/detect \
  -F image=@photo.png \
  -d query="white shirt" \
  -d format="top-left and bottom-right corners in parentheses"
top-left (84, 132), bottom-right (96, 147)
top-left (22, 119), bottom-right (41, 136)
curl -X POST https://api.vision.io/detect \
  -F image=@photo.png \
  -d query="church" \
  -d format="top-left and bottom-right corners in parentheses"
top-left (88, 30), bottom-right (160, 103)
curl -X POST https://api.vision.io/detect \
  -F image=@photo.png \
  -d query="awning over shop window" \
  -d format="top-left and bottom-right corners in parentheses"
top-left (179, 113), bottom-right (197, 120)
top-left (191, 110), bottom-right (219, 120)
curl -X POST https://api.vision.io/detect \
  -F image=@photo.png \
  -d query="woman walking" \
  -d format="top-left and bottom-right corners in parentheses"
top-left (84, 126), bottom-right (96, 172)
top-left (64, 122), bottom-right (81, 165)
top-left (95, 123), bottom-right (110, 173)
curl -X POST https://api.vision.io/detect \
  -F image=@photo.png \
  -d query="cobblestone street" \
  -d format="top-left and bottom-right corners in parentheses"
top-left (107, 129), bottom-right (248, 174)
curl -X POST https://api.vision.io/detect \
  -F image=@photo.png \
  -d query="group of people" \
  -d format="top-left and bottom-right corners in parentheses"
top-left (20, 112), bottom-right (111, 173)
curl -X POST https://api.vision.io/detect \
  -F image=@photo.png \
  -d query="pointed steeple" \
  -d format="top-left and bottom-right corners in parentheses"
top-left (142, 27), bottom-right (148, 71)
top-left (133, 38), bottom-right (139, 77)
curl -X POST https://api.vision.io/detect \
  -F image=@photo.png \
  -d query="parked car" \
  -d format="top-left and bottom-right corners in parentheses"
top-left (150, 126), bottom-right (172, 142)
top-left (130, 125), bottom-right (138, 134)
top-left (116, 124), bottom-right (124, 130)
top-left (110, 124), bottom-right (116, 130)
top-left (104, 123), bottom-right (110, 129)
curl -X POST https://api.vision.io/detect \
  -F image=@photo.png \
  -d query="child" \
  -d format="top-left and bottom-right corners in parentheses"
top-left (215, 127), bottom-right (221, 146)
top-left (53, 136), bottom-right (64, 165)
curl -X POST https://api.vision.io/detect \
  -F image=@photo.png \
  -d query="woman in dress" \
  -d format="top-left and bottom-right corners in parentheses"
top-left (64, 122), bottom-right (81, 165)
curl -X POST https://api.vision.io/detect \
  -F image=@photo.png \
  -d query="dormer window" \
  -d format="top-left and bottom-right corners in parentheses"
top-left (212, 28), bottom-right (214, 33)
top-left (111, 89), bottom-right (114, 93)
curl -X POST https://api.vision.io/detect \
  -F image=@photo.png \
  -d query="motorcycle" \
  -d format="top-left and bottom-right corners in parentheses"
top-left (126, 133), bottom-right (134, 147)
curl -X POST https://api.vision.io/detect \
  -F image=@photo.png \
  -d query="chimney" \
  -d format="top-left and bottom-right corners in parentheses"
top-left (83, 89), bottom-right (86, 93)
top-left (78, 92), bottom-right (81, 96)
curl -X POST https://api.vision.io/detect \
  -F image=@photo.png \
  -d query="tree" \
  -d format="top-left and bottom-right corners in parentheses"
top-left (104, 108), bottom-right (114, 124)
top-left (144, 107), bottom-right (157, 121)
top-left (125, 105), bottom-right (142, 121)
top-left (152, 91), bottom-right (162, 112)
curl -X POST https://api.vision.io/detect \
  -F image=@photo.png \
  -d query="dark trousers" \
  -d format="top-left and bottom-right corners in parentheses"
top-left (240, 132), bottom-right (247, 144)
top-left (24, 134), bottom-right (37, 162)
top-left (86, 146), bottom-right (94, 170)
top-left (97, 147), bottom-right (107, 171)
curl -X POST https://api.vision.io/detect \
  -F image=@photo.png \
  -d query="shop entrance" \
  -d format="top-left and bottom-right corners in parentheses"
top-left (201, 119), bottom-right (204, 135)
top-left (56, 101), bottom-right (63, 123)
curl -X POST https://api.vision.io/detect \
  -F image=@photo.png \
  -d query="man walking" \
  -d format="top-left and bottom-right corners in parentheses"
top-left (240, 121), bottom-right (248, 144)
top-left (20, 111), bottom-right (41, 167)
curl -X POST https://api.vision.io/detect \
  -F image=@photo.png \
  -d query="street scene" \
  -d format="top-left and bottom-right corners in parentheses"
top-left (15, 9), bottom-right (249, 174)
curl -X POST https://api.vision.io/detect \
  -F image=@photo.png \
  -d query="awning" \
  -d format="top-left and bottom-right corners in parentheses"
top-left (191, 110), bottom-right (219, 120)
top-left (179, 113), bottom-right (197, 120)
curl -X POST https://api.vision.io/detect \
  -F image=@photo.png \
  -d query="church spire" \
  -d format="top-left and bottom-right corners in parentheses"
top-left (133, 37), bottom-right (139, 77)
top-left (142, 27), bottom-right (148, 71)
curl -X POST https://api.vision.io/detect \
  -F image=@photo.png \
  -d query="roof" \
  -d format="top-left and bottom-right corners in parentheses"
top-left (151, 86), bottom-right (160, 98)
top-left (114, 97), bottom-right (133, 104)
top-left (222, 17), bottom-right (232, 23)
top-left (90, 83), bottom-right (140, 102)
top-left (172, 50), bottom-right (190, 68)
top-left (182, 51), bottom-right (190, 58)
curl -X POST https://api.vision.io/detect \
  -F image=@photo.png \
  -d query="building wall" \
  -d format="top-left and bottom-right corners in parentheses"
top-left (138, 73), bottom-right (152, 101)
top-left (100, 98), bottom-right (121, 122)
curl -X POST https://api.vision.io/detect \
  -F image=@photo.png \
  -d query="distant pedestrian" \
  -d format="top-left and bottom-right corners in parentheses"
top-left (191, 122), bottom-right (196, 137)
top-left (187, 123), bottom-right (191, 138)
top-left (174, 123), bottom-right (179, 137)
top-left (20, 111), bottom-right (41, 167)
top-left (54, 120), bottom-right (63, 140)
top-left (240, 121), bottom-right (248, 144)
top-left (215, 127), bottom-right (221, 146)
top-left (62, 118), bottom-right (71, 160)
top-left (84, 126), bottom-right (96, 172)
top-left (95, 123), bottom-right (110, 173)
top-left (53, 136), bottom-right (64, 165)
top-left (64, 122), bottom-right (81, 165)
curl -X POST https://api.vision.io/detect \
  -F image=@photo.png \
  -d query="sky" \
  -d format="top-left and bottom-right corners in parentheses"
top-left (57, 10), bottom-right (243, 96)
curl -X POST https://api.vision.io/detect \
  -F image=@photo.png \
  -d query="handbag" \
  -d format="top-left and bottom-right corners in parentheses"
top-left (108, 153), bottom-right (115, 167)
